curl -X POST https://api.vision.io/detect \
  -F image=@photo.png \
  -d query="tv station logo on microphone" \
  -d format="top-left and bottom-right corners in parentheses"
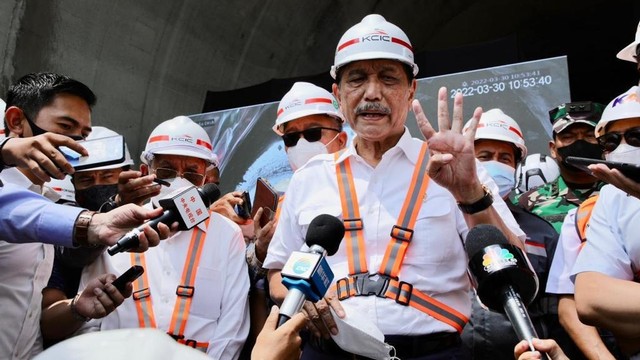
top-left (293, 258), bottom-right (312, 275)
top-left (482, 247), bottom-right (518, 272)
top-left (281, 251), bottom-right (322, 279)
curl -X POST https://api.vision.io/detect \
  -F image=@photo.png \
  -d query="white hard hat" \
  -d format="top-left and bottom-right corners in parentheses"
top-left (79, 126), bottom-right (134, 171)
top-left (141, 116), bottom-right (214, 165)
top-left (273, 82), bottom-right (344, 135)
top-left (515, 153), bottom-right (560, 193)
top-left (617, 20), bottom-right (640, 63)
top-left (330, 14), bottom-right (418, 79)
top-left (464, 108), bottom-right (528, 160)
top-left (46, 175), bottom-right (76, 203)
top-left (595, 86), bottom-right (640, 137)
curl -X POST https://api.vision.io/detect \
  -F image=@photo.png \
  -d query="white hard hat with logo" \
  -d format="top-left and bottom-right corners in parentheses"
top-left (464, 108), bottom-right (528, 160)
top-left (515, 153), bottom-right (560, 193)
top-left (596, 86), bottom-right (640, 137)
top-left (79, 126), bottom-right (134, 171)
top-left (617, 20), bottom-right (640, 63)
top-left (47, 175), bottom-right (76, 203)
top-left (273, 82), bottom-right (344, 135)
top-left (141, 116), bottom-right (214, 165)
top-left (330, 14), bottom-right (418, 79)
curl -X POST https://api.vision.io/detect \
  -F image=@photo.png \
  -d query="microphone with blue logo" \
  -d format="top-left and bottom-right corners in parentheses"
top-left (278, 214), bottom-right (345, 327)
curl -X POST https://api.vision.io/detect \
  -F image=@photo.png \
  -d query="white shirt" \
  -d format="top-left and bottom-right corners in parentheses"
top-left (264, 130), bottom-right (524, 335)
top-left (546, 209), bottom-right (581, 294)
top-left (0, 168), bottom-right (59, 360)
top-left (573, 184), bottom-right (640, 281)
top-left (79, 212), bottom-right (250, 360)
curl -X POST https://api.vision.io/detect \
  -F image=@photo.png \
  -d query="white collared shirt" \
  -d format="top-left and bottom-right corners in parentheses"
top-left (546, 209), bottom-right (580, 294)
top-left (0, 168), bottom-right (59, 359)
top-left (79, 212), bottom-right (250, 360)
top-left (264, 129), bottom-right (524, 335)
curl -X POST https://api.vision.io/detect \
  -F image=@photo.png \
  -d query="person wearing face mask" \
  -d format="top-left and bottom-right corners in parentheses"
top-left (572, 86), bottom-right (640, 359)
top-left (515, 102), bottom-right (606, 234)
top-left (460, 109), bottom-right (561, 359)
top-left (77, 116), bottom-right (249, 358)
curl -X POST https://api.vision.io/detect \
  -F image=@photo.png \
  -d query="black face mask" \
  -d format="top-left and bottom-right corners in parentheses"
top-left (556, 140), bottom-right (603, 172)
top-left (75, 184), bottom-right (118, 211)
top-left (24, 115), bottom-right (84, 141)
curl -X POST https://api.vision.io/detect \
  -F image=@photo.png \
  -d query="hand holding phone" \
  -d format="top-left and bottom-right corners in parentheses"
top-left (235, 191), bottom-right (252, 219)
top-left (566, 156), bottom-right (640, 182)
top-left (252, 178), bottom-right (280, 227)
top-left (59, 135), bottom-right (125, 171)
top-left (111, 265), bottom-right (144, 293)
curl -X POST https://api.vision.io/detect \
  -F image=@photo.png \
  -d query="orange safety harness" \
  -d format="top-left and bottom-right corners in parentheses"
top-left (330, 144), bottom-right (468, 333)
top-left (574, 195), bottom-right (598, 250)
top-left (130, 218), bottom-right (211, 351)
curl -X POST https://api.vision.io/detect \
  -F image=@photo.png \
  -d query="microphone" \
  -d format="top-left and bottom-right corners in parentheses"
top-left (465, 224), bottom-right (542, 353)
top-left (107, 183), bottom-right (221, 255)
top-left (277, 214), bottom-right (345, 327)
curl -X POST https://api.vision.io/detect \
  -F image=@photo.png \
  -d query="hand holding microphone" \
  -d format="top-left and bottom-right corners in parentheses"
top-left (107, 183), bottom-right (221, 255)
top-left (278, 214), bottom-right (345, 328)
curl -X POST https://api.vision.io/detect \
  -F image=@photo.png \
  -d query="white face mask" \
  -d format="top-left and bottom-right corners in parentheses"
top-left (150, 176), bottom-right (194, 208)
top-left (286, 133), bottom-right (339, 171)
top-left (481, 160), bottom-right (516, 198)
top-left (330, 308), bottom-right (396, 360)
top-left (605, 143), bottom-right (640, 165)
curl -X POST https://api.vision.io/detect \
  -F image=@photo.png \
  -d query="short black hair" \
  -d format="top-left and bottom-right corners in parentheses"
top-left (335, 62), bottom-right (414, 85)
top-left (4, 72), bottom-right (96, 135)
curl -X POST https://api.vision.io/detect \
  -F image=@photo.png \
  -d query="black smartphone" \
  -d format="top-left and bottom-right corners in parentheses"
top-left (235, 191), bottom-right (252, 219)
top-left (111, 265), bottom-right (144, 293)
top-left (566, 156), bottom-right (640, 182)
top-left (59, 135), bottom-right (125, 171)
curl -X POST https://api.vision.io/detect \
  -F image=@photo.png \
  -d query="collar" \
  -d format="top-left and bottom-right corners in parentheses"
top-left (334, 127), bottom-right (423, 165)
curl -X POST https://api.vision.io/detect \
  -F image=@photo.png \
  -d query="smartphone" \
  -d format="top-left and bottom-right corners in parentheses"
top-left (251, 177), bottom-right (280, 227)
top-left (235, 191), bottom-right (252, 219)
top-left (59, 135), bottom-right (125, 171)
top-left (566, 156), bottom-right (640, 182)
top-left (111, 265), bottom-right (144, 293)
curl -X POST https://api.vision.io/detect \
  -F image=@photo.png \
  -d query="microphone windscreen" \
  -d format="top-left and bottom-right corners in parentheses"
top-left (200, 183), bottom-right (221, 206)
top-left (305, 214), bottom-right (345, 256)
top-left (464, 224), bottom-right (509, 258)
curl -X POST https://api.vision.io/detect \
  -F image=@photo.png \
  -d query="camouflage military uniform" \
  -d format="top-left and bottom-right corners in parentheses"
top-left (513, 176), bottom-right (603, 233)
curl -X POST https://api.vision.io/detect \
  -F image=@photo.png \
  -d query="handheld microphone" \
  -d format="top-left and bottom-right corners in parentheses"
top-left (465, 224), bottom-right (542, 353)
top-left (277, 214), bottom-right (345, 327)
top-left (107, 183), bottom-right (221, 256)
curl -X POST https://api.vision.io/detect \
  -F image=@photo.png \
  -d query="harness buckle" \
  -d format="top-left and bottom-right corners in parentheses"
top-left (343, 218), bottom-right (363, 231)
top-left (167, 332), bottom-right (185, 341)
top-left (390, 225), bottom-right (414, 242)
top-left (184, 339), bottom-right (198, 348)
top-left (132, 287), bottom-right (151, 300)
top-left (336, 277), bottom-right (351, 300)
top-left (176, 285), bottom-right (195, 298)
top-left (355, 273), bottom-right (391, 298)
top-left (394, 281), bottom-right (413, 306)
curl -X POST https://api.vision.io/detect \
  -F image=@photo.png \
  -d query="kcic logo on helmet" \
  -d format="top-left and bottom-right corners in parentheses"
top-left (612, 92), bottom-right (640, 107)
top-left (362, 29), bottom-right (391, 43)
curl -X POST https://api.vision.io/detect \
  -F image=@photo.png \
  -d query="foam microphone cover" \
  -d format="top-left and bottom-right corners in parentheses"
top-left (304, 214), bottom-right (345, 256)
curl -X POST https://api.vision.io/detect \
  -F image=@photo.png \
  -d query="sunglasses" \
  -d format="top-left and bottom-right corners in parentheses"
top-left (281, 127), bottom-right (340, 147)
top-left (154, 167), bottom-right (205, 186)
top-left (597, 126), bottom-right (640, 152)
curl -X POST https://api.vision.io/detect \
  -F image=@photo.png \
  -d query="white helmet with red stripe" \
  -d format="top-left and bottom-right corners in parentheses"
top-left (47, 175), bottom-right (76, 203)
top-left (464, 108), bottom-right (528, 160)
top-left (273, 82), bottom-right (344, 136)
top-left (141, 116), bottom-right (214, 165)
top-left (330, 14), bottom-right (418, 79)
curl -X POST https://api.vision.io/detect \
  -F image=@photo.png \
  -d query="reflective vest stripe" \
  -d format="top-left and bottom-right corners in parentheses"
top-left (335, 152), bottom-right (368, 275)
top-left (131, 253), bottom-right (156, 328)
top-left (380, 143), bottom-right (430, 278)
top-left (575, 195), bottom-right (598, 243)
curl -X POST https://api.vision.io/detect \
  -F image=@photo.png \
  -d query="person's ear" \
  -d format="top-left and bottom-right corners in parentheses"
top-left (332, 83), bottom-right (341, 108)
top-left (4, 106), bottom-right (27, 137)
top-left (337, 131), bottom-right (348, 149)
top-left (548, 140), bottom-right (558, 159)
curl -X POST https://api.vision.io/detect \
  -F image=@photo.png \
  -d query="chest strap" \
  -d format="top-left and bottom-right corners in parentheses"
top-left (332, 144), bottom-right (469, 333)
top-left (130, 217), bottom-right (211, 351)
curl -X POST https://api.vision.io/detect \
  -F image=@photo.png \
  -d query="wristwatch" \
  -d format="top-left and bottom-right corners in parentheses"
top-left (457, 185), bottom-right (493, 215)
top-left (73, 210), bottom-right (97, 247)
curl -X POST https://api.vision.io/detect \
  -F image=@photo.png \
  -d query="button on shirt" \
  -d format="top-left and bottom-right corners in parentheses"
top-left (264, 130), bottom-right (524, 335)
top-left (79, 212), bottom-right (250, 360)
top-left (573, 184), bottom-right (640, 282)
top-left (0, 168), bottom-right (60, 360)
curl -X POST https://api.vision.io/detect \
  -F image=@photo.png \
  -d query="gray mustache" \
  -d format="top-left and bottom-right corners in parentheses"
top-left (355, 103), bottom-right (391, 115)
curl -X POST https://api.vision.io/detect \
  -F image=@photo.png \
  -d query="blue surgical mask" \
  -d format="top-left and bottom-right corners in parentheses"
top-left (481, 160), bottom-right (516, 198)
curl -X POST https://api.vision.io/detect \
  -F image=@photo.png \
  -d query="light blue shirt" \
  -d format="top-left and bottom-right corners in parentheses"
top-left (0, 181), bottom-right (83, 247)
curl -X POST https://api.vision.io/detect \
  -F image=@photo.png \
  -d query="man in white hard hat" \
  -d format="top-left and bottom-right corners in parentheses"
top-left (617, 20), bottom-right (640, 75)
top-left (573, 86), bottom-right (640, 358)
top-left (461, 109), bottom-right (562, 359)
top-left (78, 116), bottom-right (249, 358)
top-left (264, 14), bottom-right (524, 359)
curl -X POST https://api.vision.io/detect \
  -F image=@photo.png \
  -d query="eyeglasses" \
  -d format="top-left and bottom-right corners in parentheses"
top-left (281, 127), bottom-right (340, 147)
top-left (597, 126), bottom-right (640, 152)
top-left (154, 167), bottom-right (204, 186)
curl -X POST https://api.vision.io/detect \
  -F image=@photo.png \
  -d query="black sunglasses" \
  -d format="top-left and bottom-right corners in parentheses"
top-left (597, 126), bottom-right (640, 152)
top-left (281, 127), bottom-right (340, 147)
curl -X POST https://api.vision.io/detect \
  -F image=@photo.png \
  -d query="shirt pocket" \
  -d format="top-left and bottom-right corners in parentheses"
top-left (404, 199), bottom-right (459, 264)
top-left (189, 266), bottom-right (222, 320)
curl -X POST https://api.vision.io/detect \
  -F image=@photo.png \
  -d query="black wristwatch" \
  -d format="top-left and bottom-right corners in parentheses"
top-left (0, 137), bottom-right (15, 171)
top-left (457, 185), bottom-right (493, 215)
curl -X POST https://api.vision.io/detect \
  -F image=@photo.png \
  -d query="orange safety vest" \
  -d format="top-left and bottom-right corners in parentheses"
top-left (330, 143), bottom-right (469, 333)
top-left (130, 218), bottom-right (211, 351)
top-left (574, 195), bottom-right (598, 250)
